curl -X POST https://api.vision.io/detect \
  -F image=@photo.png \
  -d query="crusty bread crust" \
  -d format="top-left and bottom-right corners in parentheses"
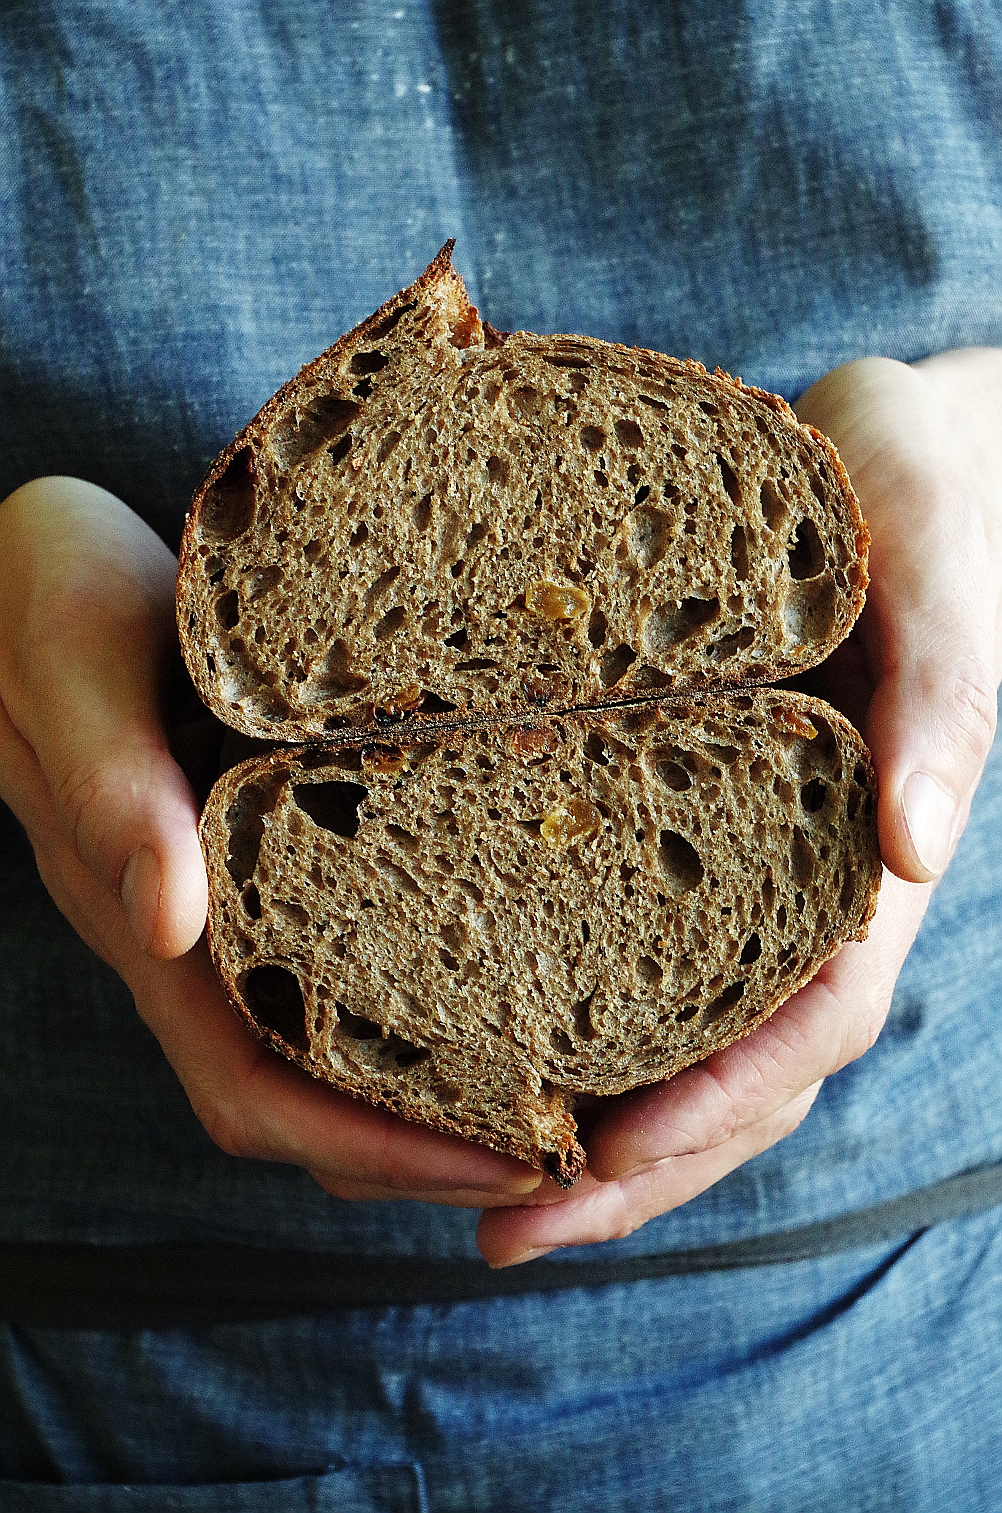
top-left (178, 246), bottom-right (880, 1184)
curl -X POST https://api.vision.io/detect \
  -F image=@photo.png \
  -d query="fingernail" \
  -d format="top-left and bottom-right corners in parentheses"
top-left (465, 1172), bottom-right (544, 1197)
top-left (489, 1246), bottom-right (556, 1269)
top-left (903, 772), bottom-right (956, 877)
top-left (120, 846), bottom-right (161, 951)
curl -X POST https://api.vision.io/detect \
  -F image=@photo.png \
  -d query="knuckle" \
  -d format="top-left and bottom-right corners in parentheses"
top-left (55, 756), bottom-right (136, 879)
top-left (55, 761), bottom-right (105, 847)
top-left (194, 1096), bottom-right (257, 1162)
top-left (946, 664), bottom-right (997, 768)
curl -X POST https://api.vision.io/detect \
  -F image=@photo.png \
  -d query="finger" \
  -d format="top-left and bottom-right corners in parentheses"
top-left (0, 478), bottom-right (207, 958)
top-left (477, 1087), bottom-right (821, 1267)
top-left (128, 940), bottom-right (543, 1203)
top-left (0, 699), bottom-right (130, 963)
top-left (796, 360), bottom-right (1001, 883)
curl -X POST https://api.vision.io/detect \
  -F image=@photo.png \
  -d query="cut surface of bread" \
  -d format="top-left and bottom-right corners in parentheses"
top-left (178, 244), bottom-right (868, 739)
top-left (179, 245), bottom-right (881, 1184)
top-left (202, 693), bottom-right (879, 1184)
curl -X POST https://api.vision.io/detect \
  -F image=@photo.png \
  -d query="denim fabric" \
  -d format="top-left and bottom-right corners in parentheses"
top-left (2, 1211), bottom-right (1002, 1507)
top-left (2, 0), bottom-right (1002, 1499)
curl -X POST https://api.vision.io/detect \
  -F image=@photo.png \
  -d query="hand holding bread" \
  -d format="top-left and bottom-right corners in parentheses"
top-left (0, 477), bottom-right (539, 1209)
top-left (178, 249), bottom-right (881, 1184)
top-left (2, 316), bottom-right (999, 1256)
top-left (480, 349), bottom-right (1002, 1262)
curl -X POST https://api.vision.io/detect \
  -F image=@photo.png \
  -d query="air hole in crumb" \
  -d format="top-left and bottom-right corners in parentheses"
top-left (201, 446), bottom-right (256, 540)
top-left (376, 431), bottom-right (402, 466)
top-left (225, 780), bottom-right (280, 888)
top-left (444, 627), bottom-right (468, 649)
top-left (414, 492), bottom-right (433, 530)
top-left (395, 1045), bottom-right (431, 1069)
top-left (739, 932), bottom-right (762, 965)
top-left (645, 595), bottom-right (719, 651)
top-left (349, 522), bottom-right (369, 548)
top-left (328, 435), bottom-right (352, 467)
top-left (374, 605), bottom-right (407, 640)
top-left (760, 478), bottom-right (787, 532)
top-left (711, 627), bottom-right (754, 660)
top-left (788, 519), bottom-right (825, 580)
top-left (615, 418), bottom-right (644, 449)
top-left (717, 454), bottom-right (741, 506)
top-left (580, 424), bottom-right (605, 451)
top-left (551, 1029), bottom-right (574, 1055)
top-left (801, 778), bottom-right (827, 812)
top-left (637, 955), bottom-right (663, 986)
top-left (272, 397), bottom-right (359, 467)
top-left (243, 964), bottom-right (308, 1051)
top-left (792, 826), bottom-right (816, 887)
top-left (730, 523), bottom-right (749, 581)
top-left (307, 641), bottom-right (369, 698)
top-left (216, 590), bottom-right (239, 629)
top-left (628, 506), bottom-right (673, 568)
top-left (588, 609), bottom-right (608, 648)
top-left (599, 644), bottom-right (638, 687)
top-left (241, 884), bottom-right (262, 920)
top-left (659, 830), bottom-right (704, 895)
top-left (350, 349), bottom-right (390, 375)
top-left (676, 1003), bottom-right (699, 1023)
top-left (653, 754), bottom-right (693, 791)
top-left (584, 732), bottom-right (609, 765)
top-left (293, 781), bottom-right (368, 838)
top-left (335, 1002), bottom-right (383, 1039)
top-left (369, 299), bottom-right (418, 339)
top-left (417, 691), bottom-right (458, 715)
top-left (702, 980), bottom-right (744, 1026)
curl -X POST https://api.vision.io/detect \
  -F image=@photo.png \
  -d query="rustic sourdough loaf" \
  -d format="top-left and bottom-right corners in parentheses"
top-left (178, 245), bottom-right (881, 1184)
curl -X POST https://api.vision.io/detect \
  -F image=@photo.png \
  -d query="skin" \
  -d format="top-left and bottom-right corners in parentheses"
top-left (1, 351), bottom-right (1000, 1263)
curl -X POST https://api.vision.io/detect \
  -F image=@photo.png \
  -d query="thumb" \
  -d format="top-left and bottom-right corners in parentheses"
top-left (0, 477), bottom-right (207, 958)
top-left (797, 358), bottom-right (1000, 884)
top-left (866, 631), bottom-right (996, 885)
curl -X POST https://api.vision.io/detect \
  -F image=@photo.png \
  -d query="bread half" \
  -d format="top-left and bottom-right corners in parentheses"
top-left (178, 243), bottom-right (868, 739)
top-left (202, 692), bottom-right (879, 1184)
top-left (179, 245), bottom-right (881, 1183)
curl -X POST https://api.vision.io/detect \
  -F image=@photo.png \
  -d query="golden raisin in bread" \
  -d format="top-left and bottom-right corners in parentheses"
top-left (178, 244), bottom-right (881, 1184)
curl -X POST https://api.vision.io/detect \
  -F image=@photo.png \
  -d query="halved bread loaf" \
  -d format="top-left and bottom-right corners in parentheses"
top-left (178, 245), bottom-right (881, 1183)
top-left (178, 243), bottom-right (868, 739)
top-left (202, 693), bottom-right (879, 1184)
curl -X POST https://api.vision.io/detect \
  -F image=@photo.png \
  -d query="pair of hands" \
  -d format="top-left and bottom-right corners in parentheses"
top-left (1, 352), bottom-right (1000, 1267)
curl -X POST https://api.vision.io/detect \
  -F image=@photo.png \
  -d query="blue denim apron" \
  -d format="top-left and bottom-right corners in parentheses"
top-left (1, 2), bottom-right (1001, 1505)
